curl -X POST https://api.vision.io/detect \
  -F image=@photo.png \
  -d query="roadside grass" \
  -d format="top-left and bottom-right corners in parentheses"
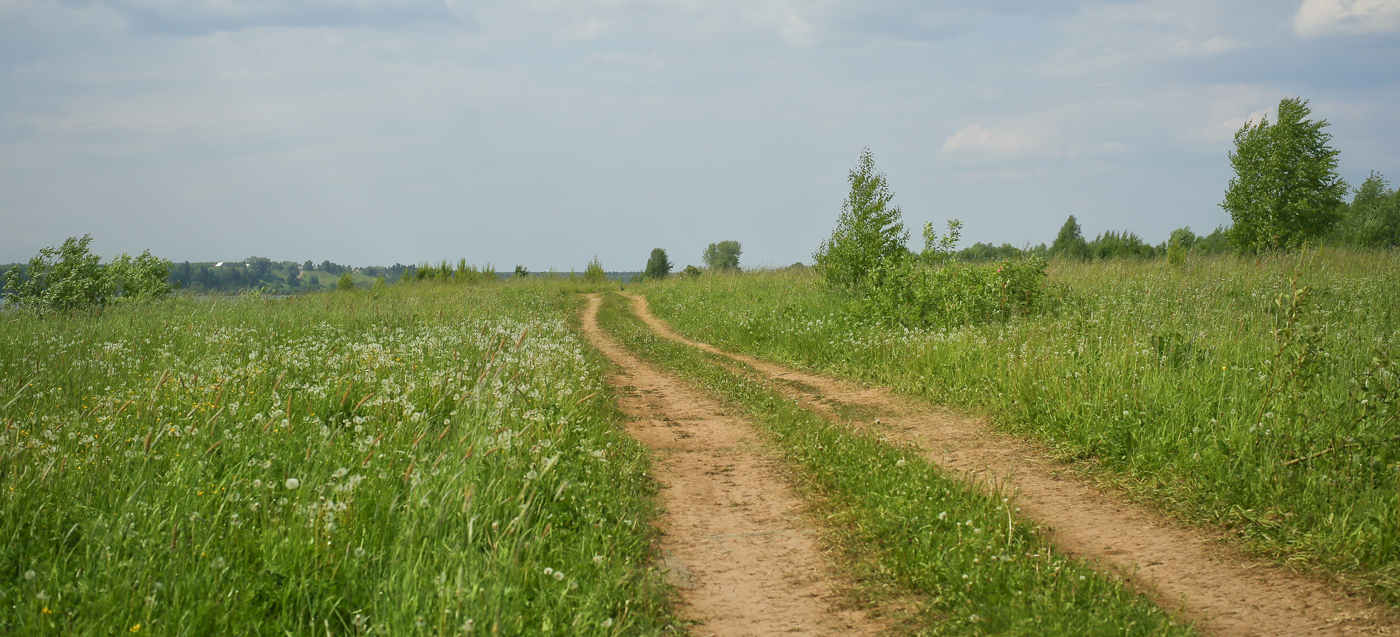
top-left (640, 249), bottom-right (1400, 604)
top-left (0, 280), bottom-right (669, 635)
top-left (595, 292), bottom-right (1194, 635)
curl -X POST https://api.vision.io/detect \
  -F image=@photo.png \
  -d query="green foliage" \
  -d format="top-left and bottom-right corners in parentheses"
top-left (1223, 97), bottom-right (1348, 253)
top-left (108, 250), bottom-right (175, 300)
top-left (1332, 172), bottom-right (1400, 248)
top-left (1167, 228), bottom-right (1197, 268)
top-left (680, 265), bottom-right (703, 277)
top-left (584, 255), bottom-right (607, 283)
top-left (3, 235), bottom-right (108, 311)
top-left (856, 257), bottom-right (1052, 329)
top-left (336, 272), bottom-right (355, 290)
top-left (919, 219), bottom-right (962, 265)
top-left (513, 265), bottom-right (530, 278)
top-left (812, 149), bottom-right (908, 291)
top-left (1089, 230), bottom-right (1158, 260)
top-left (701, 241), bottom-right (742, 272)
top-left (643, 248), bottom-right (672, 280)
top-left (3, 235), bottom-right (173, 311)
top-left (1049, 216), bottom-right (1090, 260)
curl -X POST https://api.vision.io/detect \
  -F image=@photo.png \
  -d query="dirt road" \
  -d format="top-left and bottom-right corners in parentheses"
top-left (580, 295), bottom-right (878, 636)
top-left (625, 292), bottom-right (1396, 637)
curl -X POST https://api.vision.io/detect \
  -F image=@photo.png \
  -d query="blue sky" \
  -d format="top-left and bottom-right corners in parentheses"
top-left (2, 0), bottom-right (1398, 270)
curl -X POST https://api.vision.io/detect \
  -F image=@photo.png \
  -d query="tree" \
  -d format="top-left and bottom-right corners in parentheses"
top-left (703, 241), bottom-right (742, 271)
top-left (813, 148), bottom-right (908, 291)
top-left (514, 265), bottom-right (530, 278)
top-left (1223, 97), bottom-right (1348, 253)
top-left (108, 250), bottom-right (173, 299)
top-left (584, 256), bottom-right (607, 283)
top-left (337, 272), bottom-right (355, 290)
top-left (1049, 216), bottom-right (1090, 260)
top-left (3, 235), bottom-right (109, 311)
top-left (644, 248), bottom-right (672, 279)
top-left (1333, 172), bottom-right (1400, 248)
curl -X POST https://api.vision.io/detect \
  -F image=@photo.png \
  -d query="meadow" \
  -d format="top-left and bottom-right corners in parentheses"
top-left (0, 282), bottom-right (671, 635)
top-left (642, 250), bottom-right (1400, 604)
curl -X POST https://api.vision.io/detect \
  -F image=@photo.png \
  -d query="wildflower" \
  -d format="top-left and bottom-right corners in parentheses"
top-left (284, 478), bottom-right (300, 490)
top-left (130, 624), bottom-right (142, 632)
top-left (24, 570), bottom-right (35, 581)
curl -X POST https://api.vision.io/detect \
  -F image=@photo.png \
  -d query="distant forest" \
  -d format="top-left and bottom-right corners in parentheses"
top-left (163, 259), bottom-right (417, 293)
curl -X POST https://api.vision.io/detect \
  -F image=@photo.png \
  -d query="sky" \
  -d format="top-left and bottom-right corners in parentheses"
top-left (2, 0), bottom-right (1398, 271)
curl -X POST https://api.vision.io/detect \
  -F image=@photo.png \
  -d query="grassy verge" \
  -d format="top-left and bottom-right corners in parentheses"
top-left (0, 280), bottom-right (670, 635)
top-left (595, 292), bottom-right (1193, 635)
top-left (641, 250), bottom-right (1400, 604)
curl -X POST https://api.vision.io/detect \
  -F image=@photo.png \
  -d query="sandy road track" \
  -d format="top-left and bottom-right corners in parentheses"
top-left (625, 293), bottom-right (1398, 637)
top-left (580, 295), bottom-right (878, 636)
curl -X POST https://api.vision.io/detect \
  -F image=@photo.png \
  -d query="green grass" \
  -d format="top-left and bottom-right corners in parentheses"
top-left (0, 280), bottom-right (669, 635)
top-left (595, 292), bottom-right (1193, 635)
top-left (639, 249), bottom-right (1400, 604)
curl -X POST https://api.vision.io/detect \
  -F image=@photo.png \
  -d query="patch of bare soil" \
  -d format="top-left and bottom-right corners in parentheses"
top-left (580, 295), bottom-right (878, 636)
top-left (626, 293), bottom-right (1399, 637)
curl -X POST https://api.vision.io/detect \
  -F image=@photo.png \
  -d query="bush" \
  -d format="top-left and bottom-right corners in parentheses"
top-left (2, 235), bottom-right (172, 312)
top-left (854, 257), bottom-right (1051, 329)
top-left (584, 256), bottom-right (607, 283)
top-left (337, 272), bottom-right (355, 290)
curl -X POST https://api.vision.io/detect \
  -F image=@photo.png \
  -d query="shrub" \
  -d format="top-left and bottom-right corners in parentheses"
top-left (584, 256), bottom-right (607, 283)
top-left (854, 257), bottom-right (1051, 329)
top-left (337, 272), bottom-right (355, 290)
top-left (2, 235), bottom-right (172, 311)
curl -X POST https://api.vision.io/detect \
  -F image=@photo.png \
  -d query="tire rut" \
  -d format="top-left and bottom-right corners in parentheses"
top-left (625, 293), bottom-right (1399, 637)
top-left (580, 295), bottom-right (879, 636)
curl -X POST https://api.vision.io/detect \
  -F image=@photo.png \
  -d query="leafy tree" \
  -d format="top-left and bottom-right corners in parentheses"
top-left (584, 256), bottom-right (607, 283)
top-left (303, 260), bottom-right (314, 272)
top-left (308, 273), bottom-right (320, 287)
top-left (336, 272), bottom-right (354, 290)
top-left (813, 148), bottom-right (908, 291)
top-left (681, 265), bottom-right (703, 277)
top-left (1223, 97), bottom-right (1348, 252)
top-left (3, 235), bottom-right (109, 311)
top-left (2, 236), bottom-right (171, 310)
top-left (1049, 216), bottom-right (1090, 259)
top-left (108, 250), bottom-right (174, 299)
top-left (514, 265), bottom-right (530, 278)
top-left (702, 241), bottom-right (742, 271)
top-left (644, 248), bottom-right (672, 280)
top-left (246, 257), bottom-right (273, 281)
top-left (1166, 227), bottom-right (1197, 268)
top-left (1332, 172), bottom-right (1400, 248)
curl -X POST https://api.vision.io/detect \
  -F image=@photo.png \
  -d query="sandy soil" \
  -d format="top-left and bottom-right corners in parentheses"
top-left (580, 295), bottom-right (878, 636)
top-left (626, 292), bottom-right (1399, 637)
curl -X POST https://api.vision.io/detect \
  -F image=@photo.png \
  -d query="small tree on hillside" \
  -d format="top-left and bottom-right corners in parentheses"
top-left (813, 148), bottom-right (908, 292)
top-left (645, 248), bottom-right (672, 279)
top-left (702, 241), bottom-right (742, 271)
top-left (1223, 97), bottom-right (1348, 252)
top-left (337, 272), bottom-right (355, 290)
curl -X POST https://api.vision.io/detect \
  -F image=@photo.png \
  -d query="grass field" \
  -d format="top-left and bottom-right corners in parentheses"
top-left (0, 282), bottom-right (672, 635)
top-left (641, 249), bottom-right (1400, 603)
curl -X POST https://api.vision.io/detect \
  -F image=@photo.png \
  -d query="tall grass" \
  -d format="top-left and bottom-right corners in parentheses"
top-left (642, 250), bottom-right (1400, 603)
top-left (596, 292), bottom-right (1193, 635)
top-left (0, 280), bottom-right (668, 635)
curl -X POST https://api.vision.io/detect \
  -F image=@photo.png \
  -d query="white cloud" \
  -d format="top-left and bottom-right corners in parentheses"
top-left (1294, 0), bottom-right (1400, 37)
top-left (1168, 36), bottom-right (1245, 58)
top-left (941, 124), bottom-right (1041, 155)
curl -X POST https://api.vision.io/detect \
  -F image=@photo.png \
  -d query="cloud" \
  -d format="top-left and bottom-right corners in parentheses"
top-left (1295, 0), bottom-right (1400, 37)
top-left (941, 124), bottom-right (1043, 155)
